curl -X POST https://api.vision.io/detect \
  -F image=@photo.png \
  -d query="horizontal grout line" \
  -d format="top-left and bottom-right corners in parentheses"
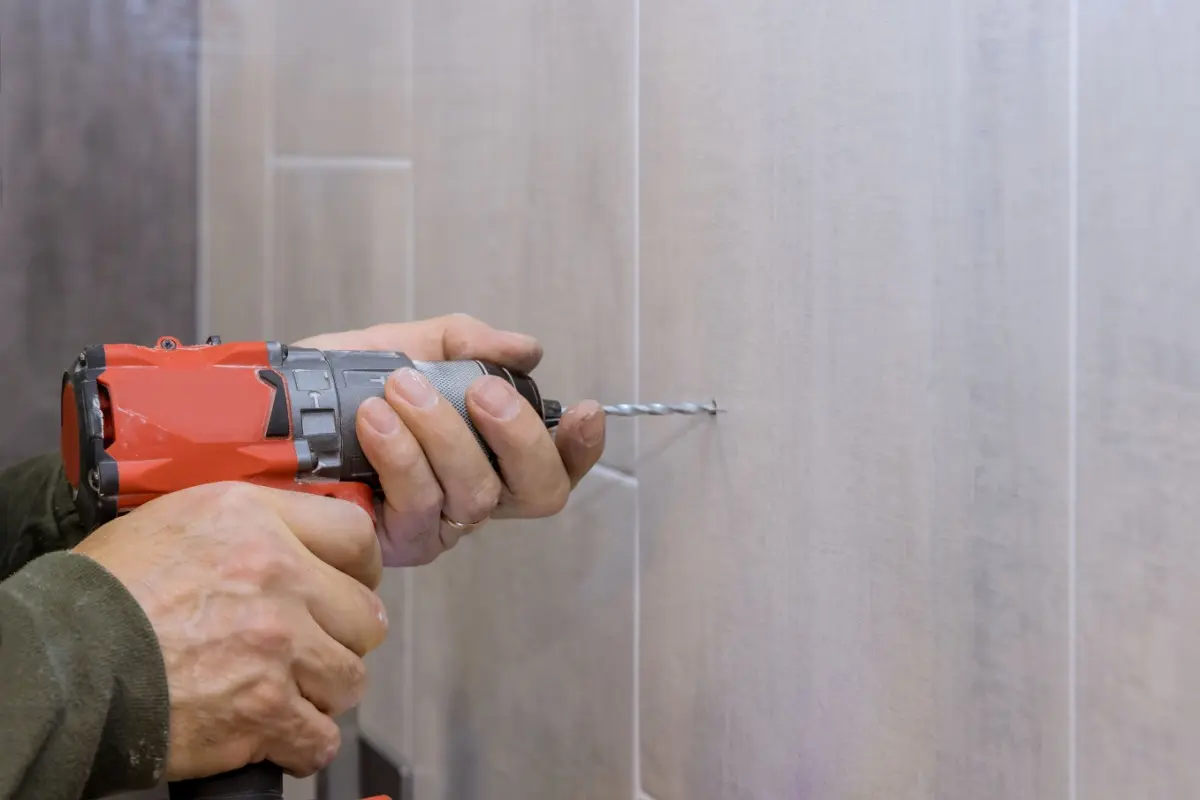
top-left (271, 155), bottom-right (414, 171)
top-left (592, 462), bottom-right (638, 488)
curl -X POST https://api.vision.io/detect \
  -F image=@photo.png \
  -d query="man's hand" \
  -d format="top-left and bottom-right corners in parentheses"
top-left (296, 314), bottom-right (606, 566)
top-left (73, 482), bottom-right (387, 781)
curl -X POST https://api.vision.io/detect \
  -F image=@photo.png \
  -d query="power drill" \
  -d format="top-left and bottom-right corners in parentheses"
top-left (60, 334), bottom-right (720, 798)
top-left (60, 334), bottom-right (566, 800)
top-left (61, 334), bottom-right (565, 532)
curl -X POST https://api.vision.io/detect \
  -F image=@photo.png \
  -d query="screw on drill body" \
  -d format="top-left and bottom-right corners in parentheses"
top-left (602, 401), bottom-right (723, 417)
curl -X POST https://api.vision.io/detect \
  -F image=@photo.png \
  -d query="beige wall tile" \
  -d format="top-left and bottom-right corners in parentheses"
top-left (200, 0), bottom-right (272, 341)
top-left (411, 0), bottom-right (636, 472)
top-left (281, 774), bottom-right (313, 800)
top-left (1077, 4), bottom-right (1200, 797)
top-left (411, 471), bottom-right (635, 799)
top-left (359, 569), bottom-right (414, 766)
top-left (272, 168), bottom-right (412, 343)
top-left (273, 0), bottom-right (411, 158)
top-left (638, 2), bottom-right (1070, 798)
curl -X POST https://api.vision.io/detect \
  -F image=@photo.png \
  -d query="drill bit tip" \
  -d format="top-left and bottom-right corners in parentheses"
top-left (602, 400), bottom-right (724, 417)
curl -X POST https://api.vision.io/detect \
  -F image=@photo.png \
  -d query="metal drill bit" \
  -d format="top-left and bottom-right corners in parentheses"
top-left (602, 400), bottom-right (723, 417)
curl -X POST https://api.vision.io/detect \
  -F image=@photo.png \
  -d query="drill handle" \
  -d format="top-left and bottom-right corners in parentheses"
top-left (167, 761), bottom-right (283, 799)
top-left (166, 761), bottom-right (393, 800)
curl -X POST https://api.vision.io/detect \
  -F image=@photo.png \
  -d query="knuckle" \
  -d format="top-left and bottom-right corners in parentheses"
top-left (212, 480), bottom-right (261, 509)
top-left (414, 485), bottom-right (445, 523)
top-left (178, 481), bottom-right (253, 519)
top-left (321, 654), bottom-right (368, 717)
top-left (287, 720), bottom-right (341, 778)
top-left (230, 540), bottom-right (293, 585)
top-left (382, 504), bottom-right (437, 550)
top-left (245, 672), bottom-right (290, 719)
top-left (463, 476), bottom-right (502, 521)
top-left (346, 651), bottom-right (369, 686)
top-left (343, 657), bottom-right (369, 704)
top-left (382, 434), bottom-right (423, 473)
top-left (532, 477), bottom-right (571, 518)
top-left (441, 313), bottom-right (480, 356)
top-left (319, 718), bottom-right (342, 753)
top-left (244, 607), bottom-right (295, 656)
top-left (314, 723), bottom-right (342, 770)
top-left (347, 523), bottom-right (378, 567)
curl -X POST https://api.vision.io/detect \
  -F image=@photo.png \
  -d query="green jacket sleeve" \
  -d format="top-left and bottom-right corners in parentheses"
top-left (0, 453), bottom-right (86, 584)
top-left (0, 455), bottom-right (170, 799)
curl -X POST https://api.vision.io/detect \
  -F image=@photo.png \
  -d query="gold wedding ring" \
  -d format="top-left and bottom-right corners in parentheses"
top-left (440, 514), bottom-right (489, 534)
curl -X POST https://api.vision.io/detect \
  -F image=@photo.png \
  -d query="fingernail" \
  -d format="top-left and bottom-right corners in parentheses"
top-left (511, 332), bottom-right (541, 351)
top-left (474, 377), bottom-right (521, 421)
top-left (392, 367), bottom-right (438, 409)
top-left (581, 406), bottom-right (606, 447)
top-left (321, 744), bottom-right (339, 768)
top-left (360, 397), bottom-right (400, 436)
top-left (374, 595), bottom-right (389, 628)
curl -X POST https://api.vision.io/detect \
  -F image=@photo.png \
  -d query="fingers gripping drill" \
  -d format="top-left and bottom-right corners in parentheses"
top-left (60, 334), bottom-right (717, 799)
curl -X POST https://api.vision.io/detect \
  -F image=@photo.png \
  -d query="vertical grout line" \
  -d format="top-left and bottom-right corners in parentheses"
top-left (1067, 0), bottom-right (1079, 797)
top-left (631, 0), bottom-right (642, 796)
top-left (262, 1), bottom-right (276, 339)
top-left (403, 0), bottom-right (417, 767)
top-left (196, 3), bottom-right (210, 344)
top-left (405, 0), bottom-right (416, 327)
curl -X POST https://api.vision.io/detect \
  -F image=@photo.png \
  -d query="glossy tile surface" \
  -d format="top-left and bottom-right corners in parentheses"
top-left (1077, 4), bottom-right (1200, 796)
top-left (359, 568), bottom-right (414, 768)
top-left (410, 0), bottom-right (636, 472)
top-left (637, 2), bottom-right (1070, 798)
top-left (0, 0), bottom-right (196, 464)
top-left (200, 0), bottom-right (271, 341)
top-left (411, 471), bottom-right (635, 800)
top-left (272, 169), bottom-right (412, 344)
top-left (273, 0), bottom-right (412, 158)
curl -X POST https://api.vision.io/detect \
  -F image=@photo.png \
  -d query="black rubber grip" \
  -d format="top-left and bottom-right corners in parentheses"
top-left (168, 762), bottom-right (283, 799)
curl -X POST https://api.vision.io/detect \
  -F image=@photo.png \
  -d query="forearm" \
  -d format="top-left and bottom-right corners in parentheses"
top-left (0, 453), bottom-right (86, 582)
top-left (0, 552), bottom-right (170, 799)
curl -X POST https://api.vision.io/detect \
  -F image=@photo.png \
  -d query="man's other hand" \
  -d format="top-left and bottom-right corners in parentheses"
top-left (73, 482), bottom-right (387, 781)
top-left (296, 314), bottom-right (606, 566)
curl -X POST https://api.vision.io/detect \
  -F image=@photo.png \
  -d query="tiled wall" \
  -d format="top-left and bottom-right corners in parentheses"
top-left (200, 2), bottom-right (1200, 799)
top-left (0, 0), bottom-right (196, 465)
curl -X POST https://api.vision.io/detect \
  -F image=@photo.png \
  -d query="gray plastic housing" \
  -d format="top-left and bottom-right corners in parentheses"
top-left (270, 343), bottom-right (556, 489)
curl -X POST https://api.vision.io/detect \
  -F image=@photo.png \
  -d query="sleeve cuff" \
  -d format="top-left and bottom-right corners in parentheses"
top-left (50, 460), bottom-right (84, 545)
top-left (9, 551), bottom-right (170, 790)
